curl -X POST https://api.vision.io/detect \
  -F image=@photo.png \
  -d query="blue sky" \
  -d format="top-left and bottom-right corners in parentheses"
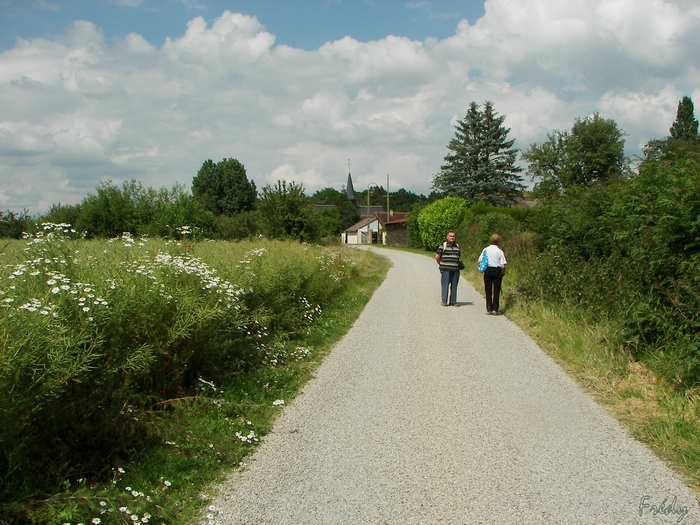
top-left (0, 0), bottom-right (698, 215)
top-left (0, 1), bottom-right (486, 52)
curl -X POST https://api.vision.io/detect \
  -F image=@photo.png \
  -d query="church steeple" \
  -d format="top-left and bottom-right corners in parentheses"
top-left (346, 159), bottom-right (357, 209)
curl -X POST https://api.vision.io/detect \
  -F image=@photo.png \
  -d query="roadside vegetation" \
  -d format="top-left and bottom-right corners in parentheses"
top-left (411, 95), bottom-right (700, 492)
top-left (0, 230), bottom-right (389, 524)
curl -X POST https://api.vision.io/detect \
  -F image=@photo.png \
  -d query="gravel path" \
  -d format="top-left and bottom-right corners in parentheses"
top-left (210, 247), bottom-right (700, 524)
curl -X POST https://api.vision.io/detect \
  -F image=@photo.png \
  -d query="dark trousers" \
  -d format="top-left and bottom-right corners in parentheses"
top-left (484, 267), bottom-right (503, 312)
top-left (441, 270), bottom-right (459, 305)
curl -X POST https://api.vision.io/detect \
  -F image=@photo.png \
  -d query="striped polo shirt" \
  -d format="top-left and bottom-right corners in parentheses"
top-left (437, 241), bottom-right (461, 271)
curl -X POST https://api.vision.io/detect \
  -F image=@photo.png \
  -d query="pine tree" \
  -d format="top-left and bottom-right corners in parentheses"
top-left (670, 96), bottom-right (699, 142)
top-left (643, 96), bottom-right (700, 163)
top-left (432, 101), bottom-right (524, 207)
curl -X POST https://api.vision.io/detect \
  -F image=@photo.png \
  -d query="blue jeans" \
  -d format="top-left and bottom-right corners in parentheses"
top-left (441, 270), bottom-right (459, 305)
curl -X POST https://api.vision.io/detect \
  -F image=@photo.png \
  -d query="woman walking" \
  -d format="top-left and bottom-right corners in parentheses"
top-left (479, 234), bottom-right (507, 315)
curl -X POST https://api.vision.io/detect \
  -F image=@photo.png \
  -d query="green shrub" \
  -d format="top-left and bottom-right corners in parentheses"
top-left (214, 211), bottom-right (259, 240)
top-left (417, 196), bottom-right (467, 250)
top-left (454, 204), bottom-right (529, 265)
top-left (406, 201), bottom-right (426, 248)
top-left (0, 210), bottom-right (34, 240)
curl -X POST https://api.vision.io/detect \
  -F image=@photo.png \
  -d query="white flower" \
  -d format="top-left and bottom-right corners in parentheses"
top-left (92, 519), bottom-right (101, 524)
top-left (51, 287), bottom-right (60, 294)
top-left (272, 399), bottom-right (285, 406)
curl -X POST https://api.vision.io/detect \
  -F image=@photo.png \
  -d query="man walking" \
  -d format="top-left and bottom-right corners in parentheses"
top-left (435, 231), bottom-right (461, 306)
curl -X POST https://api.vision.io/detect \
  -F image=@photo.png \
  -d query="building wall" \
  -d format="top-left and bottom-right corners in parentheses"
top-left (385, 223), bottom-right (408, 246)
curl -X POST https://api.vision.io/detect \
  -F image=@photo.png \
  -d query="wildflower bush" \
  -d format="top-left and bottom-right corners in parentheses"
top-left (0, 226), bottom-right (359, 522)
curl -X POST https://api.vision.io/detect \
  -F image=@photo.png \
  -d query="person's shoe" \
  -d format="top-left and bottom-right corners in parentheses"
top-left (441, 302), bottom-right (448, 306)
top-left (450, 303), bottom-right (459, 307)
top-left (486, 310), bottom-right (493, 315)
top-left (494, 310), bottom-right (502, 315)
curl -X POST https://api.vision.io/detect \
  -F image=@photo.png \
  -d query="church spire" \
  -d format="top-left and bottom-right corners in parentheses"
top-left (346, 159), bottom-right (357, 209)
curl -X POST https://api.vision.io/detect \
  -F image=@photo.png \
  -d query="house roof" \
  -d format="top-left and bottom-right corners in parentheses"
top-left (344, 216), bottom-right (383, 233)
top-left (359, 205), bottom-right (385, 217)
top-left (345, 210), bottom-right (411, 232)
top-left (375, 211), bottom-right (410, 224)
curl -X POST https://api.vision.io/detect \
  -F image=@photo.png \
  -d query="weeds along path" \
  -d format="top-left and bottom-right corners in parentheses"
top-left (211, 247), bottom-right (700, 524)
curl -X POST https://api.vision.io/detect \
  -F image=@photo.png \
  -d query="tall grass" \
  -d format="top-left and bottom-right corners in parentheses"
top-left (0, 226), bottom-right (384, 524)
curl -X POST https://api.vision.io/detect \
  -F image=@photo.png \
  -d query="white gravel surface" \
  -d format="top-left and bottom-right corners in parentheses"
top-left (209, 247), bottom-right (700, 524)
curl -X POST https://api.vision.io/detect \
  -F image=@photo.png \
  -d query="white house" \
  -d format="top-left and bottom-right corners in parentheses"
top-left (342, 216), bottom-right (385, 245)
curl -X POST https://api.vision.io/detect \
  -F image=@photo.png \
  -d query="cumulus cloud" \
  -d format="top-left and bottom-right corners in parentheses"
top-left (0, 1), bottom-right (699, 213)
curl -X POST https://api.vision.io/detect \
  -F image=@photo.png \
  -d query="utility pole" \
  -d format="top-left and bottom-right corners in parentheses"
top-left (386, 173), bottom-right (390, 218)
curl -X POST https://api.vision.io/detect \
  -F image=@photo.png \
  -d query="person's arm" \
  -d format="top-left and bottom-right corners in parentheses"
top-left (435, 253), bottom-right (441, 265)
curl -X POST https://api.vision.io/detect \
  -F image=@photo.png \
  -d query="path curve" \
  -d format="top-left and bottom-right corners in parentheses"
top-left (211, 247), bottom-right (700, 524)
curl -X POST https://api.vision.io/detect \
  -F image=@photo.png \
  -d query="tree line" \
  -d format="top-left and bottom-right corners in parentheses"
top-left (0, 163), bottom-right (434, 242)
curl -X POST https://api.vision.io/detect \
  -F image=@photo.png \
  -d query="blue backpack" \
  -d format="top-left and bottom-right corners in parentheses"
top-left (478, 248), bottom-right (488, 273)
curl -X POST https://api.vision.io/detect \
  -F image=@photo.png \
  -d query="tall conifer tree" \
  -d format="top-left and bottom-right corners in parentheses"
top-left (643, 96), bottom-right (700, 162)
top-left (670, 96), bottom-right (699, 142)
top-left (432, 101), bottom-right (524, 207)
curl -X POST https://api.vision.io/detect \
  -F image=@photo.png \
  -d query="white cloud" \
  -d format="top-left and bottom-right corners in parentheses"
top-left (267, 164), bottom-right (326, 190)
top-left (1, 1), bottom-right (699, 214)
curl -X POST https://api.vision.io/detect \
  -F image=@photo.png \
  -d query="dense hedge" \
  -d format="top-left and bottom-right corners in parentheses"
top-left (456, 157), bottom-right (700, 388)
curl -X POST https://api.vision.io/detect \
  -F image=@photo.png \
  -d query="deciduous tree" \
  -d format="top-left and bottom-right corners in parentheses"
top-left (191, 158), bottom-right (256, 216)
top-left (310, 187), bottom-right (360, 233)
top-left (257, 180), bottom-right (318, 242)
top-left (524, 113), bottom-right (628, 197)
